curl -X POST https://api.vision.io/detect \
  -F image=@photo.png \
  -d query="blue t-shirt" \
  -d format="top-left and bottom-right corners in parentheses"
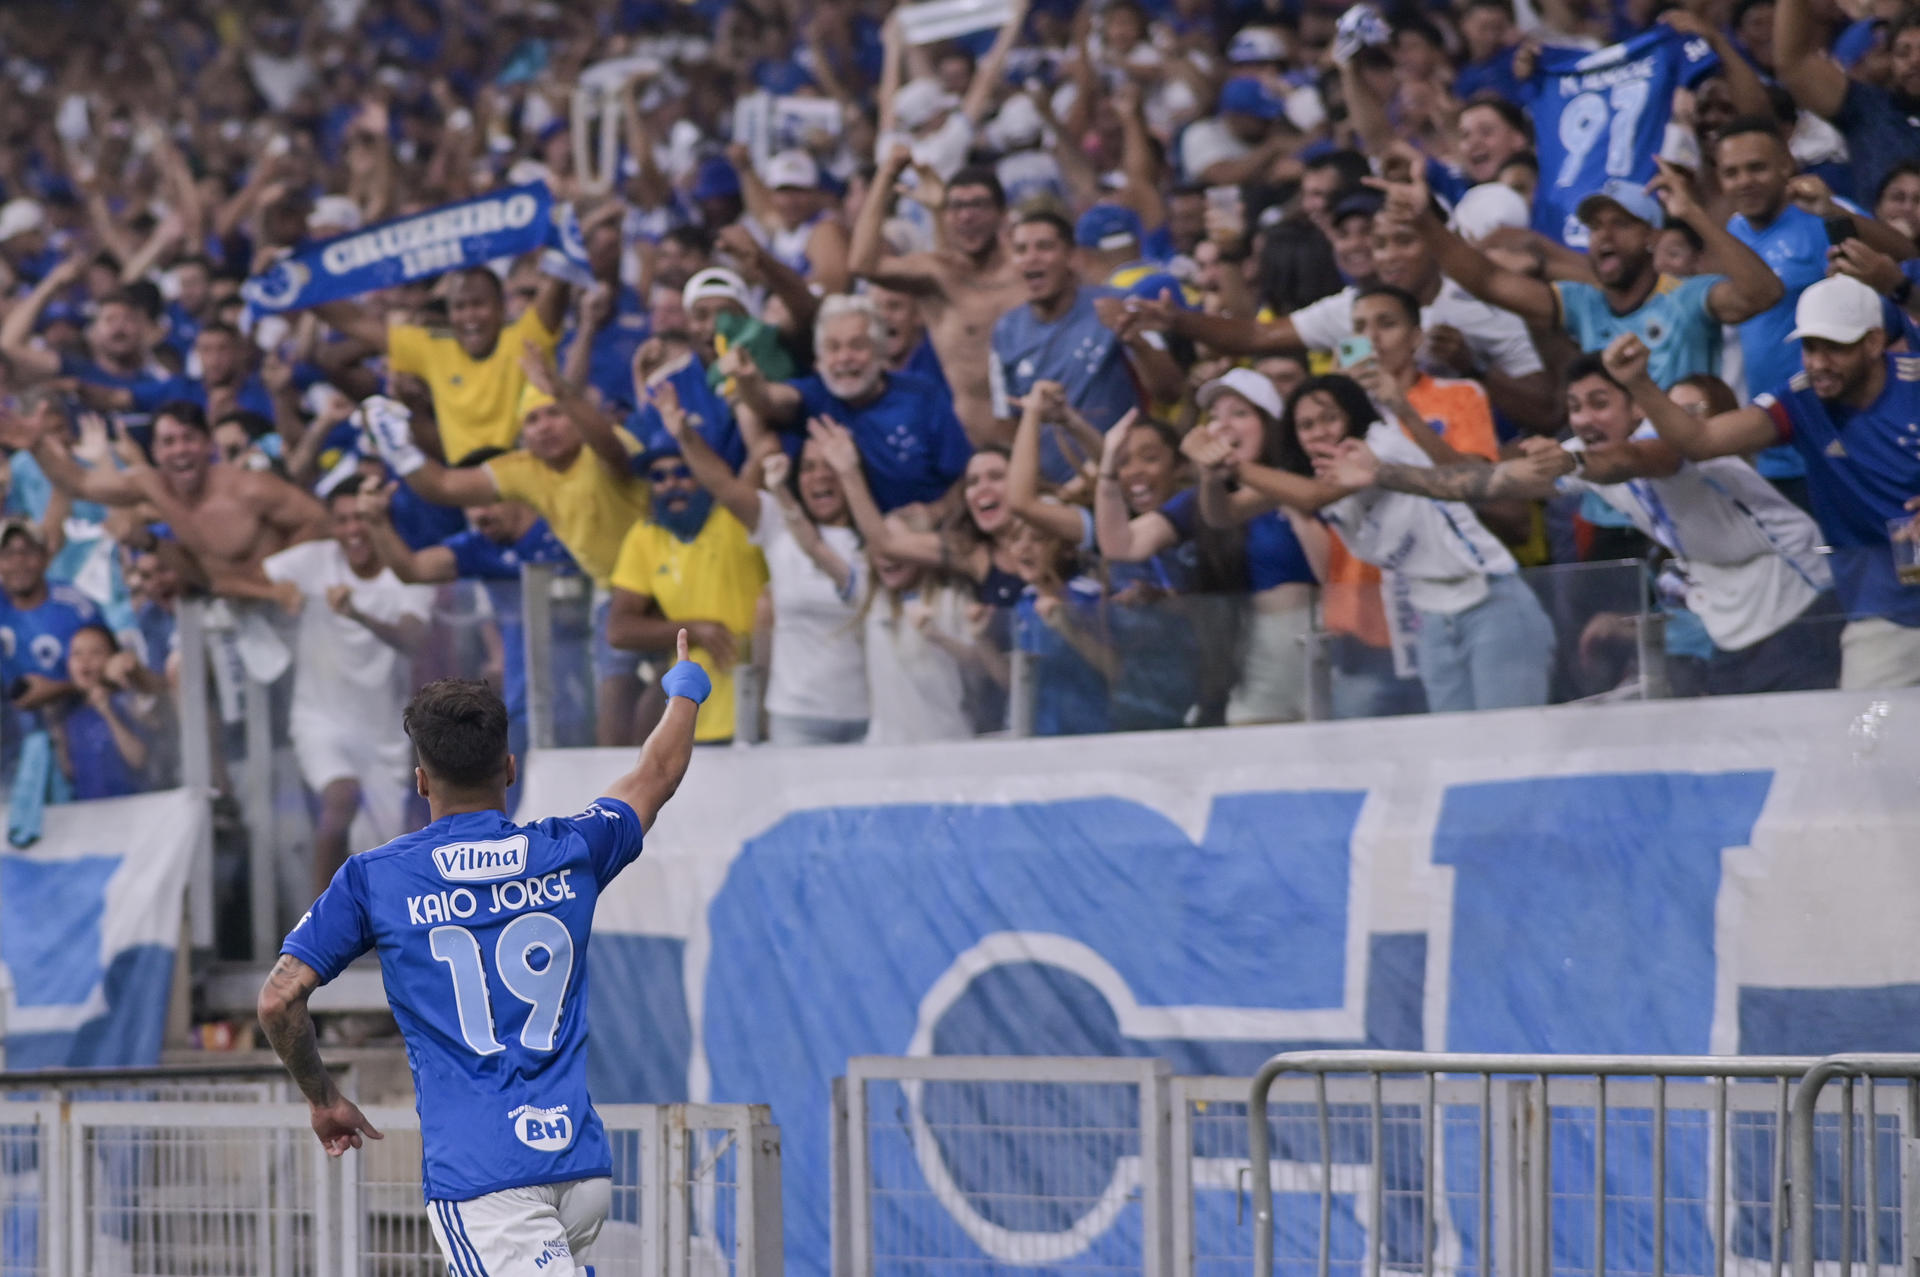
top-left (1756, 356), bottom-right (1920, 626)
top-left (990, 285), bottom-right (1142, 476)
top-left (901, 334), bottom-right (950, 394)
top-left (443, 519), bottom-right (580, 718)
top-left (57, 351), bottom-right (155, 396)
top-left (1834, 79), bottom-right (1920, 205)
top-left (559, 286), bottom-right (651, 413)
top-left (281, 797), bottom-right (649, 1202)
top-left (624, 356), bottom-right (745, 472)
top-left (1014, 578), bottom-right (1111, 737)
top-left (64, 694), bottom-right (145, 800)
top-left (0, 584), bottom-right (101, 687)
top-left (131, 373), bottom-right (277, 421)
top-left (1556, 273), bottom-right (1723, 388)
top-left (1728, 204), bottom-right (1832, 480)
top-left (789, 372), bottom-right (972, 512)
top-left (1531, 29), bottom-right (1712, 245)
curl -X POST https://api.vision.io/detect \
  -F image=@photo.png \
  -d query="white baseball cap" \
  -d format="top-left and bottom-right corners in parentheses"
top-left (1451, 181), bottom-right (1530, 245)
top-left (761, 149), bottom-right (819, 191)
top-left (895, 78), bottom-right (960, 132)
top-left (0, 199), bottom-right (45, 243)
top-left (308, 194), bottom-right (363, 235)
top-left (1787, 274), bottom-right (1884, 345)
top-left (681, 267), bottom-right (750, 312)
top-left (1227, 25), bottom-right (1291, 63)
top-left (1197, 366), bottom-right (1283, 420)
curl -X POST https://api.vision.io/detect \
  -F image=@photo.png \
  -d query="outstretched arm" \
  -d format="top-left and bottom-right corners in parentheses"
top-left (1647, 161), bottom-right (1784, 324)
top-left (1606, 333), bottom-right (1778, 460)
top-left (603, 629), bottom-right (708, 828)
top-left (258, 955), bottom-right (383, 1157)
top-left (1772, 0), bottom-right (1849, 118)
top-left (1372, 170), bottom-right (1560, 327)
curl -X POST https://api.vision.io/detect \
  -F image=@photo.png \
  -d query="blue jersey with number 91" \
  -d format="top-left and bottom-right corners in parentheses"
top-left (1531, 28), bottom-right (1714, 247)
top-left (281, 798), bottom-right (646, 1201)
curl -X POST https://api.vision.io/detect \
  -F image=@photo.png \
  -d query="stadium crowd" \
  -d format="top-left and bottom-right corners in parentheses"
top-left (0, 0), bottom-right (1918, 865)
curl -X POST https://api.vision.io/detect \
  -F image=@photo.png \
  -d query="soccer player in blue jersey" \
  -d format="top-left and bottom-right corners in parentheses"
top-left (1616, 276), bottom-right (1920, 688)
top-left (257, 632), bottom-right (713, 1276)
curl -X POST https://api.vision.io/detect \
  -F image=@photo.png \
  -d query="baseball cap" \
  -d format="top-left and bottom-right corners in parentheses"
top-left (1227, 26), bottom-right (1291, 64)
top-left (1219, 77), bottom-right (1284, 122)
top-left (681, 267), bottom-right (750, 312)
top-left (691, 155), bottom-right (741, 202)
top-left (1197, 366), bottom-right (1283, 420)
top-left (0, 199), bottom-right (45, 243)
top-left (38, 300), bottom-right (83, 331)
top-left (0, 517), bottom-right (47, 550)
top-left (984, 93), bottom-right (1044, 152)
top-left (1125, 271), bottom-right (1194, 309)
top-left (1451, 181), bottom-right (1531, 243)
top-left (518, 383), bottom-right (557, 419)
top-left (895, 78), bottom-right (961, 132)
top-left (1332, 189), bottom-right (1384, 224)
top-left (1786, 275), bottom-right (1884, 345)
top-left (1576, 179), bottom-right (1666, 230)
top-left (762, 149), bottom-right (819, 191)
top-left (308, 195), bottom-right (363, 236)
top-left (1074, 203), bottom-right (1144, 252)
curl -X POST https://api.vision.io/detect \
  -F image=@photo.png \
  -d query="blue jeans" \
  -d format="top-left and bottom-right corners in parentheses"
top-left (1416, 573), bottom-right (1555, 713)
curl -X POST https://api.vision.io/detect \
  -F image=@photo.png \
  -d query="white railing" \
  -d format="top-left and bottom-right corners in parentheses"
top-left (1, 1097), bottom-right (779, 1277)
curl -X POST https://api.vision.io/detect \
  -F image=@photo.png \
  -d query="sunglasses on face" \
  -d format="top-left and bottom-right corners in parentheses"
top-left (648, 464), bottom-right (693, 483)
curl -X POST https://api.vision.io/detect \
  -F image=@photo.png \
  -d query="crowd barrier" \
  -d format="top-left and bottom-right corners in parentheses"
top-left (827, 1052), bottom-right (1920, 1277)
top-left (0, 1098), bottom-right (778, 1276)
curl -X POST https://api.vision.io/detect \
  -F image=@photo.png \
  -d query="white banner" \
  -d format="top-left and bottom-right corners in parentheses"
top-left (0, 788), bottom-right (205, 1069)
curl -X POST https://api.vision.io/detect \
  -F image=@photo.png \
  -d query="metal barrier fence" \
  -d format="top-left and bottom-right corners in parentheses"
top-left (1, 1099), bottom-right (778, 1277)
top-left (1247, 1051), bottom-right (1920, 1277)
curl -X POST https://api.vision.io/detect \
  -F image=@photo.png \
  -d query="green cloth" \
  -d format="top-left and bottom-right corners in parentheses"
top-left (708, 311), bottom-right (796, 387)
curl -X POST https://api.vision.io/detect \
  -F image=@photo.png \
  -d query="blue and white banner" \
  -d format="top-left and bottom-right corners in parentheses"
top-left (241, 183), bottom-right (556, 315)
top-left (518, 688), bottom-right (1920, 1277)
top-left (1, 789), bottom-right (204, 1070)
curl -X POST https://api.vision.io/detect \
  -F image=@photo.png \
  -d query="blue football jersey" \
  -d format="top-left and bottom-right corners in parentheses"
top-left (1756, 355), bottom-right (1920, 627)
top-left (0, 583), bottom-right (100, 685)
top-left (281, 797), bottom-right (647, 1201)
top-left (1532, 28), bottom-right (1713, 247)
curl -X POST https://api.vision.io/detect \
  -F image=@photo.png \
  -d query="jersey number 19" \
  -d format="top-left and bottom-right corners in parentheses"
top-left (430, 912), bottom-right (575, 1055)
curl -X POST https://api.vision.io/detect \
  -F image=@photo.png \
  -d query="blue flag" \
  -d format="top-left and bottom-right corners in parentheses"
top-left (241, 183), bottom-right (556, 315)
top-left (1530, 29), bottom-right (1715, 247)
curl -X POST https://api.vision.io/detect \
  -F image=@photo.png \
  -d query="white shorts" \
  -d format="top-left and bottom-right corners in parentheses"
top-left (428, 1176), bottom-right (611, 1276)
top-left (290, 717), bottom-right (411, 844)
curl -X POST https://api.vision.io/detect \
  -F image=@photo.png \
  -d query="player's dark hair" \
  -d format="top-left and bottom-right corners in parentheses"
top-left (1353, 283), bottom-right (1422, 326)
top-left (215, 410), bottom-right (274, 440)
top-left (1500, 150), bottom-right (1540, 176)
top-left (661, 224), bottom-right (714, 256)
top-left (1460, 95), bottom-right (1534, 145)
top-left (948, 166), bottom-right (1008, 209)
top-left (404, 679), bottom-right (511, 790)
top-left (197, 320), bottom-right (244, 342)
top-left (1564, 351), bottom-right (1623, 393)
top-left (154, 401), bottom-right (210, 435)
top-left (1877, 160), bottom-right (1920, 205)
top-left (1275, 373), bottom-right (1376, 476)
top-left (1012, 208), bottom-right (1074, 245)
top-left (452, 266), bottom-right (505, 300)
top-left (1715, 114), bottom-right (1786, 151)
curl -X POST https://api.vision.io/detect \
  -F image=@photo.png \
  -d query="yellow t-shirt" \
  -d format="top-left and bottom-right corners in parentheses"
top-left (485, 446), bottom-right (651, 588)
top-left (608, 509), bottom-right (769, 742)
top-left (389, 308), bottom-right (561, 461)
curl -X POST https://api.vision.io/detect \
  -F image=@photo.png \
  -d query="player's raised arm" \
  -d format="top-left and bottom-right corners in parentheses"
top-left (257, 953), bottom-right (384, 1156)
top-left (604, 629), bottom-right (712, 829)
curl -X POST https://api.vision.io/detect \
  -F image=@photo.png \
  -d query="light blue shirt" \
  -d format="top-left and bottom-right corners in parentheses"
top-left (1555, 272), bottom-right (1723, 389)
top-left (989, 284), bottom-right (1142, 480)
top-left (1729, 204), bottom-right (1831, 479)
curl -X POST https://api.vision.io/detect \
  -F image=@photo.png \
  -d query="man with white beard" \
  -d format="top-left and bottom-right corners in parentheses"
top-left (726, 294), bottom-right (973, 513)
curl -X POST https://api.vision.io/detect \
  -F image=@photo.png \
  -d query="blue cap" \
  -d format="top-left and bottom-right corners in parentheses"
top-left (1219, 76), bottom-right (1284, 121)
top-left (1576, 179), bottom-right (1666, 230)
top-left (1075, 203), bottom-right (1145, 251)
top-left (38, 300), bottom-right (83, 330)
top-left (1125, 271), bottom-right (1193, 309)
top-left (1332, 189), bottom-right (1384, 224)
top-left (1833, 16), bottom-right (1886, 70)
top-left (691, 154), bottom-right (741, 202)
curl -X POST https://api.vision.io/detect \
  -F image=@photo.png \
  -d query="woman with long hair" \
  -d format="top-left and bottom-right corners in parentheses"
top-left (1231, 373), bottom-right (1555, 713)
top-left (1097, 368), bottom-right (1327, 724)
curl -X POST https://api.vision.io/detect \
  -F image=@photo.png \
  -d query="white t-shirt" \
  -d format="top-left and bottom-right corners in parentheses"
top-left (750, 491), bottom-right (869, 722)
top-left (1290, 278), bottom-right (1546, 380)
top-left (1320, 421), bottom-right (1518, 615)
top-left (263, 539), bottom-right (434, 744)
top-left (863, 586), bottom-right (974, 746)
top-left (1558, 426), bottom-right (1831, 651)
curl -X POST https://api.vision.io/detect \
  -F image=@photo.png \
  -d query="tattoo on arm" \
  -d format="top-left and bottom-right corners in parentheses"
top-left (259, 955), bottom-right (337, 1107)
top-left (1373, 460), bottom-right (1526, 502)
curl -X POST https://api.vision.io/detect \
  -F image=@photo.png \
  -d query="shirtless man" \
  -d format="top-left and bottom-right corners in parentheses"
top-left (5, 400), bottom-right (328, 601)
top-left (849, 145), bottom-right (1025, 445)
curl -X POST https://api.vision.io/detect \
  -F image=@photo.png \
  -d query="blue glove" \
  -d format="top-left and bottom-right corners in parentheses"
top-left (661, 658), bottom-right (712, 705)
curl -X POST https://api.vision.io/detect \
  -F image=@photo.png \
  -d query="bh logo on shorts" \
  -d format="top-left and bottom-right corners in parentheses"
top-left (509, 1103), bottom-right (574, 1152)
